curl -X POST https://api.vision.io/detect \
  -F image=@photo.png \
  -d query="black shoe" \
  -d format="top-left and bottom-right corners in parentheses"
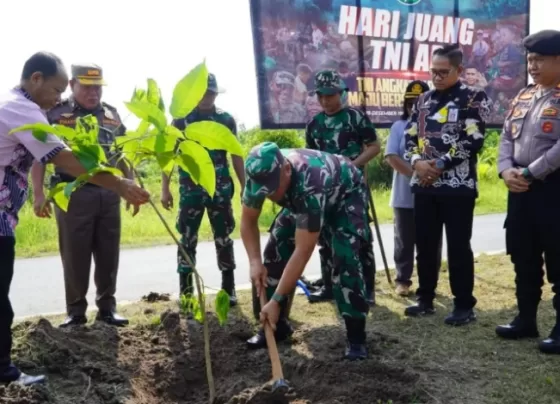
top-left (0, 363), bottom-right (47, 387)
top-left (246, 320), bottom-right (294, 350)
top-left (539, 324), bottom-right (560, 355)
top-left (307, 286), bottom-right (334, 303)
top-left (444, 308), bottom-right (476, 326)
top-left (404, 302), bottom-right (435, 317)
top-left (96, 311), bottom-right (129, 327)
top-left (344, 341), bottom-right (368, 361)
top-left (222, 270), bottom-right (238, 307)
top-left (496, 316), bottom-right (539, 340)
top-left (59, 315), bottom-right (87, 328)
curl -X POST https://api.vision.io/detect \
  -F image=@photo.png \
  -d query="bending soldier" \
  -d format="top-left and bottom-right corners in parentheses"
top-left (240, 142), bottom-right (370, 360)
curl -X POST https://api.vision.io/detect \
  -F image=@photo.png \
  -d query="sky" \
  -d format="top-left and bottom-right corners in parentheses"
top-left (0, 0), bottom-right (553, 131)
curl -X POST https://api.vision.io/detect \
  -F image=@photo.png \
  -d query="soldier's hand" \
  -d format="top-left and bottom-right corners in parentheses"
top-left (161, 189), bottom-right (174, 210)
top-left (250, 262), bottom-right (268, 295)
top-left (126, 202), bottom-right (141, 217)
top-left (117, 178), bottom-right (150, 206)
top-left (502, 168), bottom-right (530, 193)
top-left (33, 193), bottom-right (52, 218)
top-left (260, 300), bottom-right (280, 331)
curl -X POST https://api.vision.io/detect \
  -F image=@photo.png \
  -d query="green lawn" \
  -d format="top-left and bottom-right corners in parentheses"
top-left (15, 177), bottom-right (508, 259)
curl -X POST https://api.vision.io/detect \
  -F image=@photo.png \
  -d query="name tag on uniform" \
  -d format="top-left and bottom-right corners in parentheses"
top-left (541, 107), bottom-right (559, 118)
top-left (447, 107), bottom-right (458, 123)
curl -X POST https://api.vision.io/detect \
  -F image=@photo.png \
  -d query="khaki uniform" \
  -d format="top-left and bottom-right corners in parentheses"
top-left (48, 92), bottom-right (126, 317)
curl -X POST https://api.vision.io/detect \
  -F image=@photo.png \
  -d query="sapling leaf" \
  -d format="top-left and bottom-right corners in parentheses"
top-left (131, 88), bottom-right (147, 103)
top-left (146, 78), bottom-right (161, 107)
top-left (9, 122), bottom-right (76, 141)
top-left (49, 182), bottom-right (70, 212)
top-left (169, 60), bottom-right (208, 119)
top-left (177, 140), bottom-right (216, 197)
top-left (214, 290), bottom-right (230, 326)
top-left (124, 100), bottom-right (167, 132)
top-left (156, 152), bottom-right (176, 177)
top-left (185, 121), bottom-right (244, 156)
top-left (32, 129), bottom-right (47, 142)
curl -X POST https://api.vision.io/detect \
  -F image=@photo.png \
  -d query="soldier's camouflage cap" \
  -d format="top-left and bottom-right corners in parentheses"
top-left (314, 69), bottom-right (348, 95)
top-left (244, 142), bottom-right (286, 196)
top-left (71, 63), bottom-right (107, 86)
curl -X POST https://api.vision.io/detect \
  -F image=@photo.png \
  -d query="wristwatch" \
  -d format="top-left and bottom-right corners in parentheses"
top-left (435, 159), bottom-right (446, 170)
top-left (271, 293), bottom-right (287, 304)
top-left (522, 168), bottom-right (534, 182)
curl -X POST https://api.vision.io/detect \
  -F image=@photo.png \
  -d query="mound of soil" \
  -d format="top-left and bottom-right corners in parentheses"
top-left (2, 310), bottom-right (429, 404)
top-left (142, 292), bottom-right (171, 303)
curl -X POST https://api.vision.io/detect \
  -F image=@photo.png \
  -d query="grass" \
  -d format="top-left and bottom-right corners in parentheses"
top-left (15, 174), bottom-right (507, 259)
top-left (11, 253), bottom-right (560, 403)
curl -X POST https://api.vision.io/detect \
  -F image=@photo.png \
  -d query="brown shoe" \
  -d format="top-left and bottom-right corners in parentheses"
top-left (395, 284), bottom-right (410, 297)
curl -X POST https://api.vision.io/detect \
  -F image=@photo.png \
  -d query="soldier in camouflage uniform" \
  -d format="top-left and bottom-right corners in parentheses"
top-left (30, 63), bottom-right (133, 328)
top-left (161, 73), bottom-right (245, 307)
top-left (304, 69), bottom-right (381, 306)
top-left (240, 141), bottom-right (370, 360)
top-left (268, 70), bottom-right (307, 124)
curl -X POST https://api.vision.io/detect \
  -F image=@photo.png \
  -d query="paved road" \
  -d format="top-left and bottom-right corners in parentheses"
top-left (12, 213), bottom-right (507, 319)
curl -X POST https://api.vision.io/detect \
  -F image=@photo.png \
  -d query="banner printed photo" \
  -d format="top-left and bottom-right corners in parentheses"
top-left (249, 0), bottom-right (531, 129)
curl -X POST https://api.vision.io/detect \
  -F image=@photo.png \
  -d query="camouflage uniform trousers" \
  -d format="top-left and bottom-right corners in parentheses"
top-left (263, 190), bottom-right (370, 319)
top-left (318, 181), bottom-right (376, 292)
top-left (176, 178), bottom-right (236, 276)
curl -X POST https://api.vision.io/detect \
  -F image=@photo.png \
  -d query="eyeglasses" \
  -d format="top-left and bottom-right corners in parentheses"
top-left (430, 68), bottom-right (455, 78)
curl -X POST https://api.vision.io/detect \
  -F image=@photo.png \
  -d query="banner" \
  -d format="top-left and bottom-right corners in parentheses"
top-left (249, 0), bottom-right (531, 129)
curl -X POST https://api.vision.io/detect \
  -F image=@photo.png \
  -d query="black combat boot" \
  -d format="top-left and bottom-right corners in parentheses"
top-left (496, 315), bottom-right (539, 340)
top-left (344, 317), bottom-right (368, 360)
top-left (222, 270), bottom-right (238, 307)
top-left (404, 301), bottom-right (435, 317)
top-left (247, 297), bottom-right (293, 349)
top-left (539, 323), bottom-right (560, 354)
top-left (444, 307), bottom-right (477, 326)
top-left (496, 301), bottom-right (539, 339)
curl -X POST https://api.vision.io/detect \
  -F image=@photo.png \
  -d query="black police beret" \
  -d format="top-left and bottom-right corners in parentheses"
top-left (523, 30), bottom-right (560, 56)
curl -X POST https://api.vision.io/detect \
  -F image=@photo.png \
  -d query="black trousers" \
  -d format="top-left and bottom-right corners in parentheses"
top-left (505, 171), bottom-right (560, 322)
top-left (414, 193), bottom-right (477, 309)
top-left (0, 236), bottom-right (20, 381)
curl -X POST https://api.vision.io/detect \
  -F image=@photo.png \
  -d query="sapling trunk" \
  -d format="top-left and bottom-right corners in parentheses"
top-left (133, 169), bottom-right (216, 403)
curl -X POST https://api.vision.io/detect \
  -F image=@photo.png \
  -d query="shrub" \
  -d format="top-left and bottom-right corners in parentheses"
top-left (240, 127), bottom-right (305, 155)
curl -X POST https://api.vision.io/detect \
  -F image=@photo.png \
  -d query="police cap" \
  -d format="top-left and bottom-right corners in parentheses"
top-left (71, 63), bottom-right (107, 86)
top-left (522, 30), bottom-right (560, 56)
